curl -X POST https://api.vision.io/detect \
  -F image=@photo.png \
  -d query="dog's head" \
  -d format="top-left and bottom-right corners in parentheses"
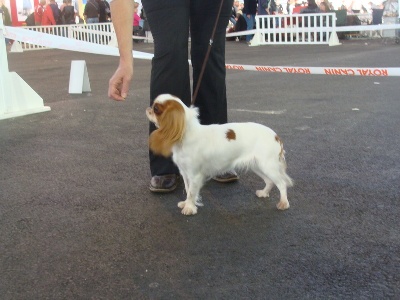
top-left (146, 94), bottom-right (187, 157)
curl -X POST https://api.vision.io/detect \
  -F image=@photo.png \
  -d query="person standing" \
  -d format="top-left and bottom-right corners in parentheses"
top-left (49, 0), bottom-right (61, 24)
top-left (41, 0), bottom-right (57, 25)
top-left (242, 0), bottom-right (257, 43)
top-left (132, 2), bottom-right (141, 28)
top-left (34, 0), bottom-right (46, 25)
top-left (61, 0), bottom-right (76, 24)
top-left (258, 0), bottom-right (269, 15)
top-left (97, 0), bottom-right (110, 23)
top-left (132, 2), bottom-right (144, 43)
top-left (0, 1), bottom-right (11, 26)
top-left (0, 1), bottom-right (12, 46)
top-left (108, 0), bottom-right (239, 193)
top-left (84, 0), bottom-right (99, 23)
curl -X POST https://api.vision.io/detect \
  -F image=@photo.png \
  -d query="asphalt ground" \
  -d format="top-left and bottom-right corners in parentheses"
top-left (1, 38), bottom-right (400, 299)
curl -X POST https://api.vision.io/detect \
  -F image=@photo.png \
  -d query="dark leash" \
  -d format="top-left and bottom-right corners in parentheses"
top-left (191, 0), bottom-right (225, 106)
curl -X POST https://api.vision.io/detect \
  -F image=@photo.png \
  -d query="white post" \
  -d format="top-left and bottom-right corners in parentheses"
top-left (68, 60), bottom-right (91, 94)
top-left (0, 14), bottom-right (51, 120)
top-left (329, 12), bottom-right (341, 46)
top-left (249, 16), bottom-right (263, 46)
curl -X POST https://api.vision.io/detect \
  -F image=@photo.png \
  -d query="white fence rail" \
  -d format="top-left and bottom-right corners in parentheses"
top-left (226, 12), bottom-right (400, 46)
top-left (254, 13), bottom-right (337, 45)
top-left (15, 23), bottom-right (115, 51)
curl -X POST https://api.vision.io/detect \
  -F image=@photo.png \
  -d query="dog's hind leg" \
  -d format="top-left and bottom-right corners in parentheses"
top-left (253, 169), bottom-right (274, 198)
top-left (274, 180), bottom-right (290, 210)
top-left (254, 163), bottom-right (291, 210)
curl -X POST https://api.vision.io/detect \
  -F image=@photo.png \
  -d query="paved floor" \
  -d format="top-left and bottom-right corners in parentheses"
top-left (1, 39), bottom-right (400, 299)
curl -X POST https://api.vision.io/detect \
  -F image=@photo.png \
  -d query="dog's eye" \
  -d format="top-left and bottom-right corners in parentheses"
top-left (153, 104), bottom-right (160, 115)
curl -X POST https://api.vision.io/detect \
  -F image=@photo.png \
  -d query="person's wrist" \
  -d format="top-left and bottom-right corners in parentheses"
top-left (120, 55), bottom-right (133, 65)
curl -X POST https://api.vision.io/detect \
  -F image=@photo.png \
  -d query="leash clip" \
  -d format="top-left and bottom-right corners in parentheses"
top-left (209, 39), bottom-right (213, 46)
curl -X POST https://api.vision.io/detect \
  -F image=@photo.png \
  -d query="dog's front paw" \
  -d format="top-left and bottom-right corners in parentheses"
top-left (276, 200), bottom-right (290, 210)
top-left (256, 190), bottom-right (269, 198)
top-left (181, 205), bottom-right (197, 215)
top-left (177, 201), bottom-right (197, 215)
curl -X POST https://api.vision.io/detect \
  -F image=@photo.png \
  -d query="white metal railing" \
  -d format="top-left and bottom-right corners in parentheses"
top-left (17, 23), bottom-right (115, 51)
top-left (255, 13), bottom-right (336, 45)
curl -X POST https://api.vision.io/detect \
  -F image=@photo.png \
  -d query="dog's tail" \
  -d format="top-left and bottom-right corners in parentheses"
top-left (275, 135), bottom-right (294, 187)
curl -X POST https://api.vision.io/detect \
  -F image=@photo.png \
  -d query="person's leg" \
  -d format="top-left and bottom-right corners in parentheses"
top-left (190, 0), bottom-right (238, 182)
top-left (242, 13), bottom-right (255, 42)
top-left (189, 0), bottom-right (232, 125)
top-left (142, 0), bottom-right (191, 182)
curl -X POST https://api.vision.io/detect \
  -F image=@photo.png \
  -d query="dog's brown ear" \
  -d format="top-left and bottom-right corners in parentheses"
top-left (149, 130), bottom-right (173, 157)
top-left (148, 100), bottom-right (186, 157)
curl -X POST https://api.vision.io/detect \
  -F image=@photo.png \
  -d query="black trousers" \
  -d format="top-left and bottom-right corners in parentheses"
top-left (142, 0), bottom-right (232, 176)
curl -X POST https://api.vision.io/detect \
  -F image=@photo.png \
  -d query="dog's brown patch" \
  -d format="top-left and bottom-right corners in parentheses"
top-left (226, 129), bottom-right (236, 141)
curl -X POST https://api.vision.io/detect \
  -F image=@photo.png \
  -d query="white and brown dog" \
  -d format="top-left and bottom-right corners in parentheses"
top-left (146, 94), bottom-right (293, 215)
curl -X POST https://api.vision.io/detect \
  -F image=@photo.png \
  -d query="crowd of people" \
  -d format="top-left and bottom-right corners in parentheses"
top-left (232, 0), bottom-right (390, 16)
top-left (9, 0), bottom-right (394, 29)
top-left (226, 0), bottom-right (394, 42)
top-left (28, 0), bottom-right (111, 26)
top-left (28, 0), bottom-right (147, 45)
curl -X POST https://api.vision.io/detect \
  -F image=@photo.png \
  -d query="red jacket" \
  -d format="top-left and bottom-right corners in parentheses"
top-left (34, 4), bottom-right (44, 25)
top-left (41, 5), bottom-right (56, 25)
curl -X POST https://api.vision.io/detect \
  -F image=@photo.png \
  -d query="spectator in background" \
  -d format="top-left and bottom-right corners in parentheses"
top-left (0, 1), bottom-right (12, 45)
top-left (233, 0), bottom-right (240, 13)
top-left (61, 0), bottom-right (76, 24)
top-left (242, 0), bottom-right (257, 43)
top-left (140, 7), bottom-right (149, 32)
top-left (84, 0), bottom-right (99, 23)
top-left (133, 1), bottom-right (141, 28)
top-left (0, 1), bottom-right (11, 26)
top-left (34, 0), bottom-right (46, 25)
top-left (235, 12), bottom-right (247, 39)
top-left (267, 0), bottom-right (278, 15)
top-left (49, 0), bottom-right (62, 24)
top-left (292, 0), bottom-right (305, 13)
top-left (97, 0), bottom-right (110, 23)
top-left (300, 0), bottom-right (320, 13)
top-left (132, 1), bottom-right (144, 43)
top-left (227, 11), bottom-right (247, 41)
top-left (231, 0), bottom-right (241, 24)
top-left (319, 1), bottom-right (331, 12)
top-left (41, 0), bottom-right (57, 25)
top-left (230, 5), bottom-right (237, 25)
top-left (258, 0), bottom-right (269, 15)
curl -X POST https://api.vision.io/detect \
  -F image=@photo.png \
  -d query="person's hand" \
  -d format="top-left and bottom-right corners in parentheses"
top-left (108, 62), bottom-right (133, 101)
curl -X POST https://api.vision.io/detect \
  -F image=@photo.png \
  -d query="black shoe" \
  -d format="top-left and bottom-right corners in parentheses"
top-left (149, 174), bottom-right (179, 193)
top-left (212, 171), bottom-right (239, 183)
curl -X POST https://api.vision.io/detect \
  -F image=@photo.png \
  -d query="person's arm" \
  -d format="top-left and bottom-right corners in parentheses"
top-left (108, 0), bottom-right (134, 101)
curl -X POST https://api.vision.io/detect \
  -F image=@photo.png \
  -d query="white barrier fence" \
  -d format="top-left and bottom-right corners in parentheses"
top-left (255, 13), bottom-right (337, 45)
top-left (226, 12), bottom-right (400, 46)
top-left (15, 23), bottom-right (115, 51)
